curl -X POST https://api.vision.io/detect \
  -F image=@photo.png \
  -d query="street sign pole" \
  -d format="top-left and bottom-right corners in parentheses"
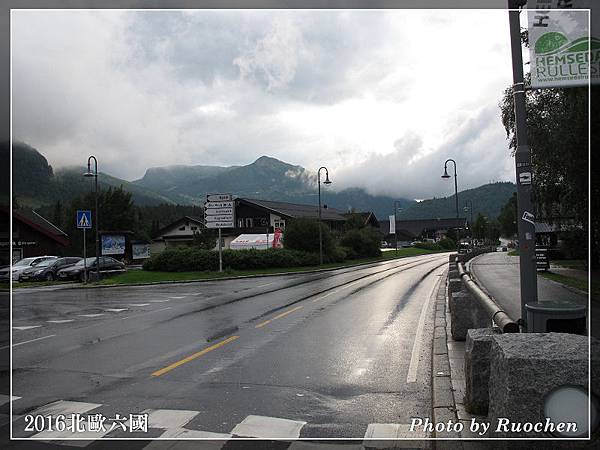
top-left (509, 0), bottom-right (538, 330)
top-left (83, 228), bottom-right (87, 284)
top-left (218, 228), bottom-right (223, 272)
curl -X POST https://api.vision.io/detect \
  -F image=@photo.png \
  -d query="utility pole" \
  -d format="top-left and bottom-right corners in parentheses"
top-left (508, 0), bottom-right (538, 329)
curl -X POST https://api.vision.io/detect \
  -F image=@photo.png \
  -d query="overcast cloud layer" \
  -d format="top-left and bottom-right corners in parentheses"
top-left (12, 9), bottom-right (517, 199)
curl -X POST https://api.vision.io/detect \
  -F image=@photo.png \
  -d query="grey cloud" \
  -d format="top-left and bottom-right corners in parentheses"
top-left (333, 105), bottom-right (514, 199)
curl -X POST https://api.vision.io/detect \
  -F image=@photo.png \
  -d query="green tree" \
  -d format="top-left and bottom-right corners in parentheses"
top-left (283, 218), bottom-right (335, 256)
top-left (473, 214), bottom-right (488, 240)
top-left (498, 193), bottom-right (517, 238)
top-left (192, 229), bottom-right (217, 250)
top-left (499, 32), bottom-right (595, 264)
top-left (340, 227), bottom-right (381, 258)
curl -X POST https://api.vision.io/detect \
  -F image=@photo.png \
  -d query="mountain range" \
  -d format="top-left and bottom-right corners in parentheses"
top-left (6, 141), bottom-right (516, 221)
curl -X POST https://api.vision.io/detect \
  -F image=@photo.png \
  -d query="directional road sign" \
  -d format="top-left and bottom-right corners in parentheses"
top-left (204, 193), bottom-right (234, 229)
top-left (207, 194), bottom-right (232, 202)
top-left (205, 221), bottom-right (235, 229)
top-left (204, 201), bottom-right (234, 209)
top-left (76, 210), bottom-right (92, 229)
top-left (204, 208), bottom-right (233, 216)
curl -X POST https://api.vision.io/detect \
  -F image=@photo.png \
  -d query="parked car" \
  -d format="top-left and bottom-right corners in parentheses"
top-left (19, 257), bottom-right (82, 282)
top-left (57, 256), bottom-right (125, 281)
top-left (0, 256), bottom-right (58, 282)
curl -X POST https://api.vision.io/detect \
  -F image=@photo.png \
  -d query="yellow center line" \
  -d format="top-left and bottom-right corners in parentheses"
top-left (255, 305), bottom-right (304, 328)
top-left (151, 335), bottom-right (240, 377)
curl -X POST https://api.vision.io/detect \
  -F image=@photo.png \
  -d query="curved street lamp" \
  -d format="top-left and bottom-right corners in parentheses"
top-left (84, 156), bottom-right (100, 280)
top-left (442, 158), bottom-right (459, 251)
top-left (317, 167), bottom-right (331, 265)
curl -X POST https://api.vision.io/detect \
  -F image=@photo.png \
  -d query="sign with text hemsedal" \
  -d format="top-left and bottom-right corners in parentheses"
top-left (204, 194), bottom-right (234, 229)
top-left (528, 1), bottom-right (599, 88)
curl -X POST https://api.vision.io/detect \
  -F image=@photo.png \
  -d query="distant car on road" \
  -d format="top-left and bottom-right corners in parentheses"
top-left (57, 256), bottom-right (125, 282)
top-left (0, 256), bottom-right (58, 282)
top-left (19, 257), bottom-right (82, 282)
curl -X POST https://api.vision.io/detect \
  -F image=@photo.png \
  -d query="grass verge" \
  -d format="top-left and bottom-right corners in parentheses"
top-left (92, 248), bottom-right (448, 286)
top-left (538, 271), bottom-right (588, 294)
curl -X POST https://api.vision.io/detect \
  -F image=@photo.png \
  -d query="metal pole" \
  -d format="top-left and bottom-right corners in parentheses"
top-left (453, 164), bottom-right (459, 219)
top-left (318, 172), bottom-right (323, 265)
top-left (94, 169), bottom-right (99, 280)
top-left (509, 0), bottom-right (538, 329)
top-left (218, 227), bottom-right (223, 272)
top-left (394, 200), bottom-right (398, 256)
top-left (83, 227), bottom-right (87, 284)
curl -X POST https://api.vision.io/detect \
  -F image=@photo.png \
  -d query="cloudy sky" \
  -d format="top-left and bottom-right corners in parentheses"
top-left (12, 9), bottom-right (521, 199)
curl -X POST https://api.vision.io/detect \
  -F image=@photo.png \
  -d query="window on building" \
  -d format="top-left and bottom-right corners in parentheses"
top-left (245, 218), bottom-right (253, 228)
top-left (274, 220), bottom-right (286, 229)
top-left (191, 226), bottom-right (198, 231)
top-left (178, 226), bottom-right (185, 231)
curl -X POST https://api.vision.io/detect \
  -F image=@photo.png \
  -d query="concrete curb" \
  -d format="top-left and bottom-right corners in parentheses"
top-left (11, 253), bottom-right (449, 292)
top-left (431, 269), bottom-right (462, 445)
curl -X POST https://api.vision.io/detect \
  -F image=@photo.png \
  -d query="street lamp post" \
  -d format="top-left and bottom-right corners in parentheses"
top-left (442, 159), bottom-right (459, 250)
top-left (394, 201), bottom-right (402, 256)
top-left (84, 156), bottom-right (100, 280)
top-left (317, 167), bottom-right (331, 265)
top-left (464, 200), bottom-right (474, 228)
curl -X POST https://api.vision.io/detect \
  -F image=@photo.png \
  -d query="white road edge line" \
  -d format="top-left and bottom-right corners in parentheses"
top-left (406, 270), bottom-right (444, 383)
top-left (2, 334), bottom-right (56, 349)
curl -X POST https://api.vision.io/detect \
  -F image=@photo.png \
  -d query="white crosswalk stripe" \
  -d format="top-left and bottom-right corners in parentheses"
top-left (46, 319), bottom-right (74, 324)
top-left (13, 326), bottom-right (42, 331)
top-left (231, 415), bottom-right (306, 439)
top-left (104, 308), bottom-right (128, 312)
top-left (28, 400), bottom-right (107, 446)
top-left (0, 394), bottom-right (21, 407)
top-left (14, 399), bottom-right (429, 448)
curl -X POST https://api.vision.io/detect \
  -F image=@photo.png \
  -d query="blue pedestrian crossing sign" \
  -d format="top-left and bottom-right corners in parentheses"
top-left (76, 210), bottom-right (92, 229)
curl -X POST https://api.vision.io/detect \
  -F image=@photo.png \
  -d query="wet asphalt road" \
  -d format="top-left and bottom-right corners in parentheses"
top-left (469, 252), bottom-right (587, 321)
top-left (2, 252), bottom-right (449, 445)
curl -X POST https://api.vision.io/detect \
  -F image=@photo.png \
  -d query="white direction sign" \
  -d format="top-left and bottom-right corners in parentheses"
top-left (204, 193), bottom-right (234, 229)
top-left (204, 201), bottom-right (234, 209)
top-left (207, 193), bottom-right (232, 202)
top-left (205, 221), bottom-right (234, 229)
top-left (205, 215), bottom-right (234, 223)
top-left (204, 208), bottom-right (234, 216)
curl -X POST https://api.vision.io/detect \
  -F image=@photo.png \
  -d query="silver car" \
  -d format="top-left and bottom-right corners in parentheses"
top-left (0, 256), bottom-right (58, 282)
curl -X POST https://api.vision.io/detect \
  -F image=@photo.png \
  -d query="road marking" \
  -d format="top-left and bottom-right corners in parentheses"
top-left (104, 308), bottom-right (127, 312)
top-left (46, 319), bottom-right (74, 324)
top-left (255, 305), bottom-right (304, 329)
top-left (12, 326), bottom-right (41, 331)
top-left (152, 335), bottom-right (240, 377)
top-left (77, 314), bottom-right (105, 318)
top-left (29, 400), bottom-right (102, 417)
top-left (149, 300), bottom-right (170, 303)
top-left (142, 409), bottom-right (200, 429)
top-left (143, 430), bottom-right (231, 450)
top-left (127, 303), bottom-right (150, 307)
top-left (1, 334), bottom-right (56, 350)
top-left (256, 282), bottom-right (275, 288)
top-left (120, 306), bottom-right (171, 320)
top-left (167, 296), bottom-right (185, 299)
top-left (363, 423), bottom-right (429, 446)
top-left (0, 395), bottom-right (21, 407)
top-left (232, 415), bottom-right (306, 439)
top-left (406, 272), bottom-right (442, 383)
top-left (29, 401), bottom-right (109, 444)
top-left (288, 442), bottom-right (363, 450)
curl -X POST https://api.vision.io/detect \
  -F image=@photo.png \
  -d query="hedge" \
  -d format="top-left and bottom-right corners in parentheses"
top-left (143, 247), bottom-right (321, 272)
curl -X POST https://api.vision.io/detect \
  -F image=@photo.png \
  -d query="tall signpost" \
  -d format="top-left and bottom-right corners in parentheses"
top-left (510, 0), bottom-right (595, 329)
top-left (509, 0), bottom-right (539, 329)
top-left (76, 210), bottom-right (92, 283)
top-left (204, 194), bottom-right (234, 272)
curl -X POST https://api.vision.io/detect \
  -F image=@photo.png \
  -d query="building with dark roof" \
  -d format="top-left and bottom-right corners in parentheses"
top-left (151, 198), bottom-right (351, 252)
top-left (1, 208), bottom-right (70, 264)
top-left (380, 217), bottom-right (468, 242)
